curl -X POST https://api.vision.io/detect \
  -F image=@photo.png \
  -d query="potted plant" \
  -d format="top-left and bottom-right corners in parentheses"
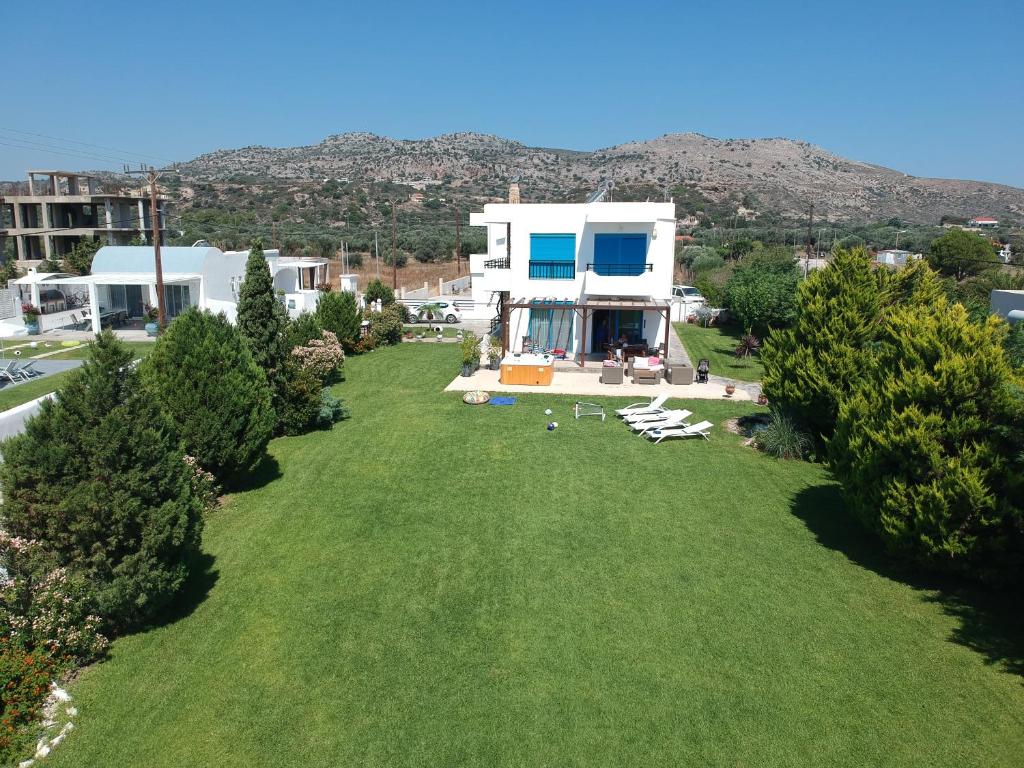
top-left (757, 393), bottom-right (769, 406)
top-left (143, 304), bottom-right (160, 336)
top-left (725, 383), bottom-right (736, 397)
top-left (21, 303), bottom-right (40, 335)
top-left (488, 335), bottom-right (502, 370)
top-left (460, 331), bottom-right (480, 376)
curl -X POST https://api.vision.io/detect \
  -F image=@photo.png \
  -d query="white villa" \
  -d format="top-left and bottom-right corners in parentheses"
top-left (5, 246), bottom-right (331, 335)
top-left (469, 196), bottom-right (677, 363)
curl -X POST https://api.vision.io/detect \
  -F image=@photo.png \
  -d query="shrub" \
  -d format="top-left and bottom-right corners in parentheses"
top-left (692, 266), bottom-right (732, 307)
top-left (829, 300), bottom-right (1024, 581)
top-left (369, 305), bottom-right (404, 347)
top-left (460, 332), bottom-right (481, 367)
top-left (290, 330), bottom-right (345, 384)
top-left (363, 278), bottom-right (395, 307)
top-left (0, 332), bottom-right (206, 631)
top-left (754, 409), bottom-right (812, 460)
top-left (316, 390), bottom-right (350, 427)
top-left (0, 534), bottom-right (108, 669)
top-left (0, 642), bottom-right (54, 763)
top-left (1006, 322), bottom-right (1024, 369)
top-left (285, 311), bottom-right (323, 350)
top-left (316, 291), bottom-right (361, 351)
top-left (691, 252), bottom-right (726, 274)
top-left (141, 308), bottom-right (275, 480)
top-left (237, 242), bottom-right (289, 417)
top-left (724, 249), bottom-right (800, 334)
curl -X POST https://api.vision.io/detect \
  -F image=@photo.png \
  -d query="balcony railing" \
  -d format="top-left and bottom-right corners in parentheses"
top-left (528, 261), bottom-right (575, 280)
top-left (586, 262), bottom-right (654, 276)
top-left (483, 257), bottom-right (510, 269)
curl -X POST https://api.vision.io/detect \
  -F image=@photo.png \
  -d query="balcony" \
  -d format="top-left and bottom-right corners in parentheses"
top-left (528, 261), bottom-right (575, 280)
top-left (583, 262), bottom-right (658, 297)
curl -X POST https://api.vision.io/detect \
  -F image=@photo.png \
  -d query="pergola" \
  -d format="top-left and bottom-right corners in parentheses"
top-left (500, 297), bottom-right (672, 367)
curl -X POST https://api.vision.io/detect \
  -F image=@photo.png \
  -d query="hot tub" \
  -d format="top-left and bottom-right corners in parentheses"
top-left (499, 353), bottom-right (554, 385)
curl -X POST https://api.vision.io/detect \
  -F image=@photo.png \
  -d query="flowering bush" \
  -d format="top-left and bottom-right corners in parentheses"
top-left (369, 305), bottom-right (405, 347)
top-left (0, 534), bottom-right (108, 669)
top-left (20, 303), bottom-right (40, 323)
top-left (183, 455), bottom-right (220, 514)
top-left (0, 641), bottom-right (54, 762)
top-left (290, 330), bottom-right (344, 384)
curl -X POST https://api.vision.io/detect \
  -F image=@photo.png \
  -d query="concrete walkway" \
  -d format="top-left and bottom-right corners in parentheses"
top-left (445, 367), bottom-right (752, 401)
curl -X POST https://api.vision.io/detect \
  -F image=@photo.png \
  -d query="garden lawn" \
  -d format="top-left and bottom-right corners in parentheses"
top-left (0, 342), bottom-right (154, 411)
top-left (48, 344), bottom-right (1024, 767)
top-left (675, 322), bottom-right (764, 381)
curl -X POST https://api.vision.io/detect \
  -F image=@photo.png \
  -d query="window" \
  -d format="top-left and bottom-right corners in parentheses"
top-left (528, 301), bottom-right (574, 350)
top-left (529, 234), bottom-right (576, 280)
top-left (593, 234), bottom-right (648, 276)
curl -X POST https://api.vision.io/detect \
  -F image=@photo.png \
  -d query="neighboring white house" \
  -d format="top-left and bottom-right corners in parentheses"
top-left (968, 216), bottom-right (999, 228)
top-left (468, 199), bottom-right (676, 361)
top-left (6, 246), bottom-right (331, 335)
top-left (875, 249), bottom-right (922, 268)
top-left (991, 289), bottom-right (1024, 324)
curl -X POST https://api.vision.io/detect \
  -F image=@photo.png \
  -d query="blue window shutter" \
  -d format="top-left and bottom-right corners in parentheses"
top-left (594, 234), bottom-right (647, 276)
top-left (530, 234), bottom-right (575, 261)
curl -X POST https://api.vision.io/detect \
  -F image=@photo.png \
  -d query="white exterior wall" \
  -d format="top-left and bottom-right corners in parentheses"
top-left (469, 201), bottom-right (676, 353)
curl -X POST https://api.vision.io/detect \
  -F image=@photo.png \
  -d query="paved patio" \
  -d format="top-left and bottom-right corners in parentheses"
top-left (444, 366), bottom-right (752, 400)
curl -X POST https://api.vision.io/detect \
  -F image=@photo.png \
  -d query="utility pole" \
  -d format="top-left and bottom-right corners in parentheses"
top-left (455, 207), bottom-right (461, 276)
top-left (391, 201), bottom-right (398, 290)
top-left (124, 165), bottom-right (177, 329)
top-left (374, 229), bottom-right (380, 278)
top-left (271, 222), bottom-right (279, 251)
top-left (804, 204), bottom-right (814, 279)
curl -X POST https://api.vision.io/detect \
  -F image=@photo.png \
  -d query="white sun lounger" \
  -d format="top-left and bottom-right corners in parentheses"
top-left (646, 420), bottom-right (714, 443)
top-left (615, 394), bottom-right (668, 419)
top-left (629, 410), bottom-right (692, 435)
top-left (623, 406), bottom-right (689, 424)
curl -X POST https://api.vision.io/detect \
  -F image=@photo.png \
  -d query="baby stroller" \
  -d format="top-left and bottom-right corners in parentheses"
top-left (696, 358), bottom-right (710, 384)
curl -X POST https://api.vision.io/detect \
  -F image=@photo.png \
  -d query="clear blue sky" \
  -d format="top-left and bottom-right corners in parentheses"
top-left (3, 0), bottom-right (1022, 187)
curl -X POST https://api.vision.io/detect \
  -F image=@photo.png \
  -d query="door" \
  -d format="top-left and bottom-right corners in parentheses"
top-left (591, 309), bottom-right (644, 352)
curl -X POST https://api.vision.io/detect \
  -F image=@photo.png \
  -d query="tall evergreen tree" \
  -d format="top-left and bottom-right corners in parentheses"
top-left (316, 291), bottom-right (361, 351)
top-left (829, 300), bottom-right (1024, 581)
top-left (0, 332), bottom-right (205, 630)
top-left (236, 242), bottom-right (289, 413)
top-left (141, 308), bottom-right (275, 481)
top-left (760, 248), bottom-right (885, 443)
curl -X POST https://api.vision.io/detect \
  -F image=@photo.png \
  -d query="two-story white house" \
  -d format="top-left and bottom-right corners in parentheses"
top-left (469, 198), bottom-right (676, 364)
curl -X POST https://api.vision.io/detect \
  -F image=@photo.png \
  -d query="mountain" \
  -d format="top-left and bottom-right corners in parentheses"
top-left (176, 131), bottom-right (1024, 225)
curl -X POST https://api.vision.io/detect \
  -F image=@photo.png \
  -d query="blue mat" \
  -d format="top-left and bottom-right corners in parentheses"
top-left (489, 396), bottom-right (517, 406)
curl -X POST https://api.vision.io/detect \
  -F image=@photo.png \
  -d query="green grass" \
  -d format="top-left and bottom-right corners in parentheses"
top-left (674, 322), bottom-right (764, 382)
top-left (0, 343), bottom-right (154, 411)
top-left (45, 344), bottom-right (1024, 767)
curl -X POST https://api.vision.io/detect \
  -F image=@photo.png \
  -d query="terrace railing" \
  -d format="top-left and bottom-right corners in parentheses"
top-left (585, 262), bottom-right (654, 276)
top-left (528, 261), bottom-right (575, 280)
top-left (483, 257), bottom-right (510, 269)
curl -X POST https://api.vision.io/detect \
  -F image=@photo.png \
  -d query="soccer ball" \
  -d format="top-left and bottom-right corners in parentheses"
top-left (546, 422), bottom-right (555, 431)
top-left (544, 409), bottom-right (552, 416)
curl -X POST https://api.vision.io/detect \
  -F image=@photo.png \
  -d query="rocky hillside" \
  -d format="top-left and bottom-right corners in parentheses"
top-left (177, 131), bottom-right (1024, 224)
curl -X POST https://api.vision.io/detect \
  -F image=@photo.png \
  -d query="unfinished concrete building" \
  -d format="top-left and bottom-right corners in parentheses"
top-left (0, 170), bottom-right (167, 265)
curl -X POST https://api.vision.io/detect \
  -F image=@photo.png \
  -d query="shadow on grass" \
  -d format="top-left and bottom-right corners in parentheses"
top-left (227, 453), bottom-right (282, 493)
top-left (153, 550), bottom-right (219, 629)
top-left (791, 483), bottom-right (1024, 680)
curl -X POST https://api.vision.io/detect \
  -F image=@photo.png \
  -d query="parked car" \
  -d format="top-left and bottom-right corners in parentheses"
top-left (672, 285), bottom-right (705, 303)
top-left (416, 302), bottom-right (462, 324)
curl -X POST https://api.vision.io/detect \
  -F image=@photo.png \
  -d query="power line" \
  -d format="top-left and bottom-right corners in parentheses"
top-left (0, 126), bottom-right (176, 165)
top-left (0, 139), bottom-right (132, 168)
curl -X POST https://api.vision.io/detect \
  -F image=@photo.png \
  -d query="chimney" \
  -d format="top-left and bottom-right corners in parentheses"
top-left (508, 181), bottom-right (520, 204)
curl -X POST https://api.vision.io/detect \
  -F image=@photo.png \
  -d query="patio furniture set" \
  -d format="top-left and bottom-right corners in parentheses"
top-left (614, 395), bottom-right (713, 443)
top-left (0, 359), bottom-right (45, 384)
top-left (600, 356), bottom-right (707, 386)
top-left (65, 309), bottom-right (129, 331)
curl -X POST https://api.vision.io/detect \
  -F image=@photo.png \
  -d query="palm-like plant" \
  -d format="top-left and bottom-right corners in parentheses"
top-left (734, 332), bottom-right (761, 359)
top-left (417, 302), bottom-right (441, 323)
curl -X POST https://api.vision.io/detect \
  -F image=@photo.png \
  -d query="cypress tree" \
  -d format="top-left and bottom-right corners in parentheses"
top-left (141, 307), bottom-right (275, 481)
top-left (760, 247), bottom-right (884, 443)
top-left (316, 291), bottom-right (361, 351)
top-left (829, 300), bottom-right (1024, 581)
top-left (0, 332), bottom-right (205, 630)
top-left (237, 242), bottom-right (289, 414)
